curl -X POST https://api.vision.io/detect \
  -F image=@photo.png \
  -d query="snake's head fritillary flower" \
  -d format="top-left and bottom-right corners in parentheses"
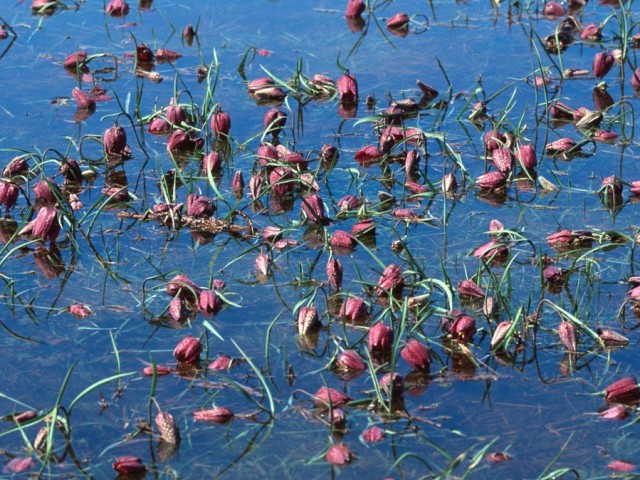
top-left (173, 335), bottom-right (202, 364)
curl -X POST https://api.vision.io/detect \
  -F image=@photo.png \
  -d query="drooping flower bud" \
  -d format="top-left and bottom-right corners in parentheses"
top-left (379, 373), bottom-right (404, 400)
top-left (198, 289), bottom-right (222, 316)
top-left (326, 443), bottom-right (355, 466)
top-left (11, 411), bottom-right (38, 424)
top-left (545, 137), bottom-right (578, 154)
top-left (392, 208), bottom-right (419, 221)
top-left (263, 108), bottom-right (287, 136)
top-left (593, 130), bottom-right (618, 142)
top-left (34, 178), bottom-right (61, 204)
top-left (148, 117), bottom-right (170, 135)
top-left (445, 314), bottom-right (477, 343)
top-left (313, 386), bottom-right (351, 408)
top-left (326, 257), bottom-right (343, 292)
top-left (334, 197), bottom-right (358, 216)
top-left (182, 24), bottom-right (196, 45)
top-left (136, 44), bottom-right (154, 63)
top-left (368, 322), bottom-right (393, 352)
top-left (155, 411), bottom-right (179, 444)
top-left (600, 175), bottom-right (623, 196)
top-left (468, 100), bottom-right (487, 121)
top-left (168, 296), bottom-right (188, 322)
top-left (330, 230), bottom-right (357, 251)
top-left (268, 167), bottom-right (295, 196)
top-left (165, 101), bottom-right (188, 128)
top-left (386, 12), bottom-right (409, 30)
top-left (405, 181), bottom-right (427, 195)
top-left (605, 377), bottom-right (640, 404)
top-left (335, 349), bottom-right (365, 376)
top-left (63, 50), bottom-right (87, 70)
top-left (473, 240), bottom-right (508, 261)
top-left (491, 321), bottom-right (513, 348)
top-left (345, 0), bottom-right (365, 18)
top-left (208, 355), bottom-right (232, 371)
top-left (327, 408), bottom-right (347, 428)
top-left (301, 194), bottom-right (327, 225)
top-left (354, 145), bottom-right (383, 165)
top-left (155, 49), bottom-right (182, 63)
top-left (482, 296), bottom-right (497, 316)
top-left (20, 206), bottom-right (60, 244)
top-left (542, 0), bottom-right (565, 16)
top-left (247, 78), bottom-right (286, 102)
top-left (599, 404), bottom-right (629, 420)
top-left (351, 218), bottom-right (375, 238)
top-left (558, 321), bottom-right (577, 352)
top-left (458, 279), bottom-right (485, 299)
top-left (59, 158), bottom-right (82, 183)
top-left (491, 148), bottom-right (513, 173)
top-left (166, 273), bottom-right (200, 301)
top-left (142, 365), bottom-right (172, 376)
top-left (68, 303), bottom-right (92, 318)
top-left (476, 171), bottom-right (506, 190)
top-left (231, 171), bottom-right (244, 195)
top-left (515, 144), bottom-right (537, 170)
top-left (337, 71), bottom-right (358, 103)
top-left (483, 130), bottom-right (507, 152)
top-left (400, 340), bottom-right (430, 372)
top-left (202, 151), bottom-right (222, 176)
top-left (167, 129), bottom-right (203, 153)
top-left (3, 156), bottom-right (29, 178)
top-left (106, 0), bottom-right (130, 17)
top-left (546, 230), bottom-right (593, 251)
top-left (597, 329), bottom-right (629, 347)
top-left (0, 181), bottom-right (19, 211)
top-left (186, 193), bottom-right (214, 217)
top-left (339, 297), bottom-right (367, 323)
top-left (362, 426), bottom-right (385, 443)
top-left (543, 266), bottom-right (565, 285)
top-left (593, 51), bottom-right (615, 79)
top-left (632, 68), bottom-right (640, 90)
top-left (255, 252), bottom-right (272, 276)
top-left (113, 456), bottom-right (145, 475)
top-left (376, 264), bottom-right (403, 296)
top-left (173, 335), bottom-right (202, 364)
top-left (103, 125), bottom-right (129, 157)
top-left (249, 174), bottom-right (264, 200)
top-left (210, 107), bottom-right (231, 139)
top-left (404, 149), bottom-right (420, 177)
top-left (442, 173), bottom-right (457, 195)
top-left (581, 23), bottom-right (602, 41)
top-left (298, 306), bottom-right (321, 335)
top-left (193, 407), bottom-right (234, 424)
top-left (71, 87), bottom-right (96, 111)
top-left (319, 144), bottom-right (339, 165)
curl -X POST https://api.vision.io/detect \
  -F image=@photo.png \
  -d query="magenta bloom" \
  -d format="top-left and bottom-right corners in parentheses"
top-left (20, 206), bottom-right (61, 244)
top-left (106, 0), bottom-right (130, 17)
top-left (173, 335), bottom-right (202, 364)
top-left (326, 257), bottom-right (343, 292)
top-left (368, 322), bottom-right (393, 353)
top-left (345, 0), bottom-right (365, 18)
top-left (400, 340), bottom-right (431, 372)
top-left (103, 125), bottom-right (129, 157)
top-left (593, 52), bottom-right (615, 79)
top-left (339, 297), bottom-right (367, 323)
top-left (605, 377), bottom-right (640, 404)
top-left (210, 107), bottom-right (231, 138)
top-left (337, 71), bottom-right (358, 103)
top-left (186, 194), bottom-right (214, 217)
